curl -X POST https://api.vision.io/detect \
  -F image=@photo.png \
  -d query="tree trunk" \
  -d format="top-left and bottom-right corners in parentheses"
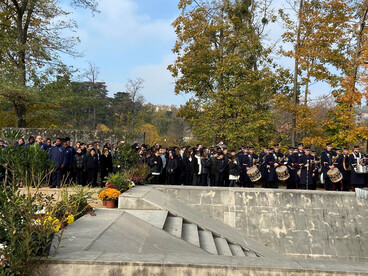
top-left (14, 102), bottom-right (27, 127)
top-left (291, 0), bottom-right (304, 147)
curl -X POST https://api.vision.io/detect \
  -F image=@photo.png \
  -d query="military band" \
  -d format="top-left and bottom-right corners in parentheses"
top-left (236, 142), bottom-right (368, 191)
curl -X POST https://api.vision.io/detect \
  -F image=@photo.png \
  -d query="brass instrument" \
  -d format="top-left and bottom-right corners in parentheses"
top-left (342, 155), bottom-right (351, 171)
top-left (332, 155), bottom-right (338, 165)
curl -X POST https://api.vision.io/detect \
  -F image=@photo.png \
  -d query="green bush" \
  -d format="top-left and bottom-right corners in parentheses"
top-left (0, 144), bottom-right (54, 187)
top-left (113, 143), bottom-right (139, 170)
top-left (104, 172), bottom-right (131, 193)
top-left (0, 183), bottom-right (95, 275)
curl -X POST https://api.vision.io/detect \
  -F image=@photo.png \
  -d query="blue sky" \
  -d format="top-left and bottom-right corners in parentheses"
top-left (60, 0), bottom-right (332, 105)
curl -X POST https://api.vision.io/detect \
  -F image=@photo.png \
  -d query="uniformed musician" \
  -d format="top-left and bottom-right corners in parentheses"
top-left (321, 142), bottom-right (337, 190)
top-left (310, 150), bottom-right (319, 190)
top-left (265, 147), bottom-right (279, 189)
top-left (245, 146), bottom-right (258, 188)
top-left (349, 145), bottom-right (365, 190)
top-left (299, 147), bottom-right (314, 190)
top-left (336, 147), bottom-right (351, 191)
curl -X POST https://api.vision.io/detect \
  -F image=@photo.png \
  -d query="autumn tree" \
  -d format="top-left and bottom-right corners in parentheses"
top-left (0, 0), bottom-right (97, 127)
top-left (169, 0), bottom-right (290, 148)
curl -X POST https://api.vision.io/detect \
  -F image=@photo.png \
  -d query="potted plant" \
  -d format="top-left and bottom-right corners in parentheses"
top-left (98, 188), bottom-right (108, 206)
top-left (104, 188), bottom-right (121, 208)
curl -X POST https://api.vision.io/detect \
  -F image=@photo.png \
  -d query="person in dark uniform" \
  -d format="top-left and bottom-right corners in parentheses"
top-left (310, 150), bottom-right (320, 190)
top-left (285, 147), bottom-right (296, 189)
top-left (149, 149), bottom-right (163, 184)
top-left (336, 147), bottom-right (351, 191)
top-left (349, 145), bottom-right (365, 190)
top-left (259, 146), bottom-right (268, 188)
top-left (85, 148), bottom-right (99, 187)
top-left (239, 147), bottom-right (249, 187)
top-left (321, 142), bottom-right (337, 191)
top-left (48, 138), bottom-right (65, 188)
top-left (299, 147), bottom-right (314, 190)
top-left (274, 144), bottom-right (284, 186)
top-left (62, 140), bottom-right (74, 184)
top-left (265, 148), bottom-right (279, 188)
top-left (100, 148), bottom-right (113, 187)
top-left (333, 147), bottom-right (342, 191)
top-left (295, 143), bottom-right (305, 189)
top-left (215, 151), bottom-right (227, 186)
top-left (245, 146), bottom-right (258, 188)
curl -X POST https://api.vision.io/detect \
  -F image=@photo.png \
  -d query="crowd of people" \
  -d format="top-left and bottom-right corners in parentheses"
top-left (0, 134), bottom-right (367, 192)
top-left (140, 141), bottom-right (368, 191)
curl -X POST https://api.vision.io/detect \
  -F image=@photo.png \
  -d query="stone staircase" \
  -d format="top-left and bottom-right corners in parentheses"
top-left (163, 213), bottom-right (258, 257)
top-left (125, 209), bottom-right (258, 257)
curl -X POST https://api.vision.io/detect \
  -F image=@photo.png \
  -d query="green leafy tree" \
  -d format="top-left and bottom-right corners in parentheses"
top-left (0, 0), bottom-right (97, 127)
top-left (169, 0), bottom-right (288, 148)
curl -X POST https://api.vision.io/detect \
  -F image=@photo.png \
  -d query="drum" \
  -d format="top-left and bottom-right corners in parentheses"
top-left (275, 165), bottom-right (290, 181)
top-left (355, 165), bottom-right (368, 174)
top-left (247, 167), bottom-right (262, 182)
top-left (327, 168), bottom-right (343, 183)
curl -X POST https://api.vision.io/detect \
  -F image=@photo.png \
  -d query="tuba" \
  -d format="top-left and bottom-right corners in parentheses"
top-left (343, 155), bottom-right (351, 171)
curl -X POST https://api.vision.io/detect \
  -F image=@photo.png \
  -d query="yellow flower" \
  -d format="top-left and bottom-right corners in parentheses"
top-left (104, 188), bottom-right (121, 200)
top-left (66, 214), bottom-right (74, 225)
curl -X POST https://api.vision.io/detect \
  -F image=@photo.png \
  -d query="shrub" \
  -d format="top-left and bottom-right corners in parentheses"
top-left (104, 172), bottom-right (131, 193)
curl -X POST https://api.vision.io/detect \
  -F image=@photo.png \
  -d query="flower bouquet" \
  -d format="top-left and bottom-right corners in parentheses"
top-left (99, 188), bottom-right (121, 208)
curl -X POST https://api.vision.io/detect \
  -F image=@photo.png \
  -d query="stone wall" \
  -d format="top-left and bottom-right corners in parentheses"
top-left (1, 128), bottom-right (145, 145)
top-left (154, 186), bottom-right (368, 261)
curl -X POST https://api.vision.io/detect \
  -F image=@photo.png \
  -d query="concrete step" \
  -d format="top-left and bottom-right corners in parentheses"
top-left (214, 237), bottom-right (232, 256)
top-left (124, 210), bottom-right (168, 229)
top-left (163, 216), bottom-right (183, 238)
top-left (199, 230), bottom-right (218, 255)
top-left (244, 250), bottom-right (258, 258)
top-left (229, 244), bottom-right (246, 257)
top-left (182, 223), bottom-right (200, 247)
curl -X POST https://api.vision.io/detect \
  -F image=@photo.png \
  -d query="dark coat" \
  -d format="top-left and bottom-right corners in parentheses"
top-left (48, 145), bottom-right (65, 168)
top-left (192, 156), bottom-right (201, 175)
top-left (300, 154), bottom-right (314, 186)
top-left (85, 154), bottom-right (99, 170)
top-left (166, 158), bottom-right (178, 175)
top-left (210, 156), bottom-right (217, 174)
top-left (201, 158), bottom-right (211, 175)
top-left (349, 153), bottom-right (365, 185)
top-left (246, 153), bottom-right (258, 168)
top-left (321, 150), bottom-right (337, 179)
top-left (336, 154), bottom-right (350, 181)
top-left (259, 151), bottom-right (267, 180)
top-left (149, 155), bottom-right (163, 175)
top-left (265, 153), bottom-right (278, 182)
top-left (74, 153), bottom-right (86, 170)
top-left (228, 161), bottom-right (240, 176)
top-left (215, 158), bottom-right (226, 173)
top-left (100, 154), bottom-right (113, 173)
top-left (64, 146), bottom-right (75, 168)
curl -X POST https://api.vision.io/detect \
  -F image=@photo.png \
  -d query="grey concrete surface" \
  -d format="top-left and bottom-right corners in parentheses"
top-left (39, 187), bottom-right (368, 275)
top-left (119, 186), bottom-right (283, 259)
top-left (154, 185), bottom-right (368, 261)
